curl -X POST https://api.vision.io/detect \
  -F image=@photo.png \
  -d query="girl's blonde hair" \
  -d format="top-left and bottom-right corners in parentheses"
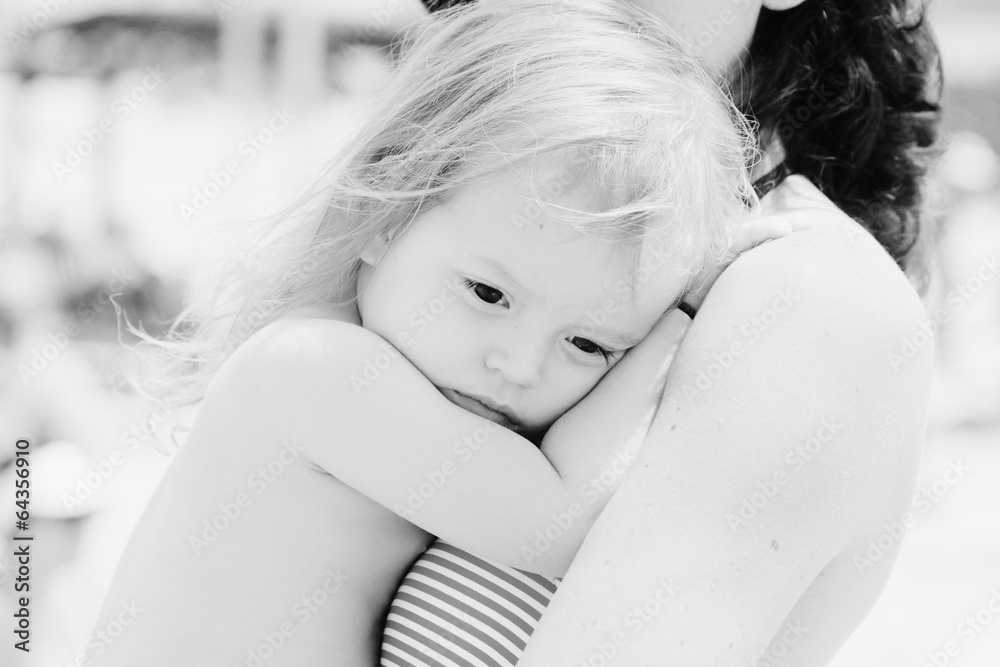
top-left (129, 0), bottom-right (758, 413)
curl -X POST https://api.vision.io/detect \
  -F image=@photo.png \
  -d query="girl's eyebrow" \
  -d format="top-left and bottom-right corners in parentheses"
top-left (472, 255), bottom-right (533, 297)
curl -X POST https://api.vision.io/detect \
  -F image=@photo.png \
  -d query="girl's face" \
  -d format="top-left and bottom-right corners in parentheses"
top-left (357, 162), bottom-right (687, 440)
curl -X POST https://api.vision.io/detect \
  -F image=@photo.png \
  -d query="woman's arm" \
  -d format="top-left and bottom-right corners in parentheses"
top-left (222, 310), bottom-right (685, 578)
top-left (517, 199), bottom-right (933, 664)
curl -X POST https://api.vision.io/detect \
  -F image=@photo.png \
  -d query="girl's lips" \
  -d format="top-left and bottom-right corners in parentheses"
top-left (440, 388), bottom-right (519, 430)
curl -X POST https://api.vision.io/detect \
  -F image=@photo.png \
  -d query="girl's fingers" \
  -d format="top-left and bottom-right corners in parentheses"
top-left (731, 218), bottom-right (792, 254)
top-left (686, 213), bottom-right (818, 312)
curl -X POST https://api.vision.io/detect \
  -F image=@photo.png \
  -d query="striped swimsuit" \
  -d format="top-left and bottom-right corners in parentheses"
top-left (381, 540), bottom-right (559, 667)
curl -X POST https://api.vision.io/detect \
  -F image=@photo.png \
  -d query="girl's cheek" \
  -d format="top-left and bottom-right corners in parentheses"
top-left (556, 362), bottom-right (602, 404)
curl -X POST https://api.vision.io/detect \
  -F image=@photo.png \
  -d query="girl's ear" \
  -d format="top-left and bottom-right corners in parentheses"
top-left (359, 232), bottom-right (391, 266)
top-left (762, 0), bottom-right (809, 9)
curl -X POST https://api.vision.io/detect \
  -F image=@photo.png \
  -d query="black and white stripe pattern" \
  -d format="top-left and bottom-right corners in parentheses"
top-left (381, 540), bottom-right (559, 667)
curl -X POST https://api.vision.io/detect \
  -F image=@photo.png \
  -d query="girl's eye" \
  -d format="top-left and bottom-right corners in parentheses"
top-left (569, 336), bottom-right (615, 363)
top-left (463, 279), bottom-right (507, 306)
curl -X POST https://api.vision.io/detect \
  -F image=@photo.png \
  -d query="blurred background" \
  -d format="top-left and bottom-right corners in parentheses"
top-left (0, 0), bottom-right (997, 665)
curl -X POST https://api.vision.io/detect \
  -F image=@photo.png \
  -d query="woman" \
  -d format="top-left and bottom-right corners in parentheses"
top-left (384, 0), bottom-right (942, 664)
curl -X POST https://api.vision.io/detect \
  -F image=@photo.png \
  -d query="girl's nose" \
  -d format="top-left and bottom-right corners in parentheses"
top-left (484, 341), bottom-right (544, 389)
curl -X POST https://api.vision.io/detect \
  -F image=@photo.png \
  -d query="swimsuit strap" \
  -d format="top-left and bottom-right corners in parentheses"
top-left (679, 162), bottom-right (791, 321)
top-left (676, 301), bottom-right (698, 320)
top-left (752, 161), bottom-right (792, 199)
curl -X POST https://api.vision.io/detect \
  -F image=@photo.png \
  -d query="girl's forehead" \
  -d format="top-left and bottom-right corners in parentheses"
top-left (446, 157), bottom-right (606, 227)
top-left (420, 167), bottom-right (688, 319)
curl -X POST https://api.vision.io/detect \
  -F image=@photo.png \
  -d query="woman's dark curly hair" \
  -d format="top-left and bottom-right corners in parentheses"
top-left (420, 0), bottom-right (943, 288)
top-left (737, 0), bottom-right (942, 290)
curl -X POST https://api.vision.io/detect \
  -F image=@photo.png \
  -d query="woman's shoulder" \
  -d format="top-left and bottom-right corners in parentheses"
top-left (729, 174), bottom-right (928, 337)
top-left (689, 174), bottom-right (932, 533)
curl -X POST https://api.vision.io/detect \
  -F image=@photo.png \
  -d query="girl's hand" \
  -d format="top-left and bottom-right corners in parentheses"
top-left (682, 196), bottom-right (822, 311)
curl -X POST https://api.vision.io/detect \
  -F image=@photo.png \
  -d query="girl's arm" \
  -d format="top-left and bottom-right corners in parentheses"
top-left (221, 308), bottom-right (687, 579)
top-left (517, 197), bottom-right (933, 664)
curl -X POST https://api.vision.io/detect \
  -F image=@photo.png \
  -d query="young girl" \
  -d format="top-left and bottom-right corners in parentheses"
top-left (88, 1), bottom-right (786, 665)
